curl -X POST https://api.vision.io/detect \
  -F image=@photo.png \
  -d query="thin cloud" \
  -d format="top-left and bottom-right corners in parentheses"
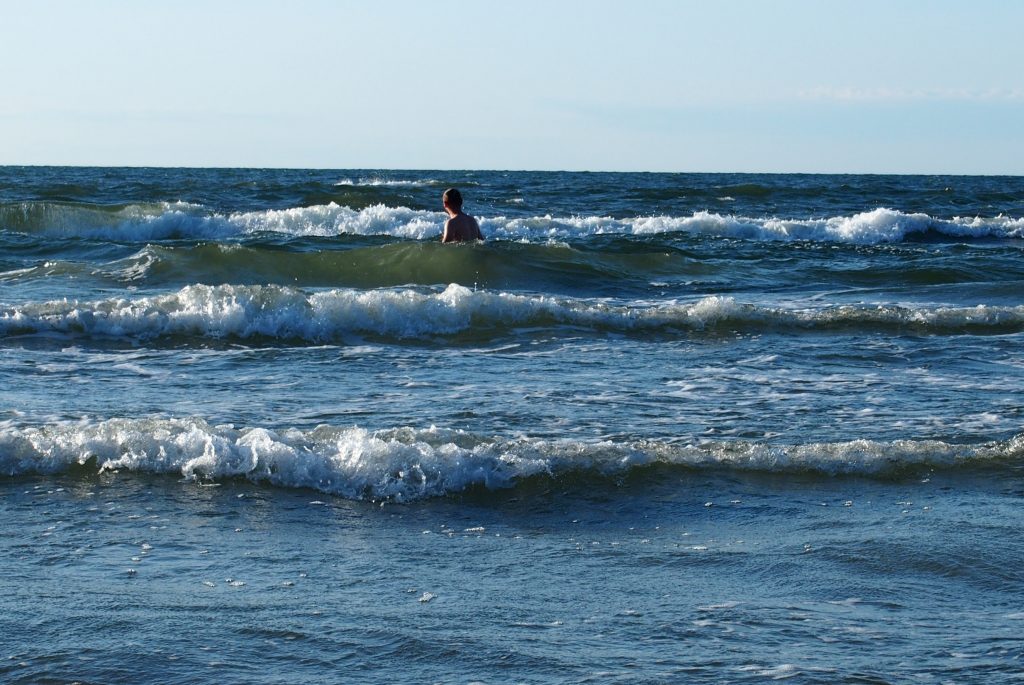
top-left (798, 86), bottom-right (1024, 103)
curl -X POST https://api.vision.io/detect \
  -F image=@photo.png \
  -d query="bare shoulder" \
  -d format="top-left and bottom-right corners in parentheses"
top-left (442, 213), bottom-right (483, 243)
top-left (465, 214), bottom-right (483, 240)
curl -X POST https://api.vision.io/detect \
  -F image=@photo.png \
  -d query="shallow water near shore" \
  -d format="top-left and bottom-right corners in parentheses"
top-left (3, 467), bottom-right (1023, 684)
top-left (2, 167), bottom-right (1023, 682)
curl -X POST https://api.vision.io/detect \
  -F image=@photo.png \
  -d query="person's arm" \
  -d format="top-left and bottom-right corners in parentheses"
top-left (441, 218), bottom-right (451, 243)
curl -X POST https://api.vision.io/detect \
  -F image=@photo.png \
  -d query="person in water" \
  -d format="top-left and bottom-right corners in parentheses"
top-left (441, 188), bottom-right (483, 243)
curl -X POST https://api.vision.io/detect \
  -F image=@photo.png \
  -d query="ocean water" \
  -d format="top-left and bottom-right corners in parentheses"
top-left (1, 167), bottom-right (1022, 684)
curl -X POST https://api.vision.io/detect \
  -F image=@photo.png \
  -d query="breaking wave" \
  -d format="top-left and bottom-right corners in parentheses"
top-left (333, 177), bottom-right (444, 188)
top-left (1, 418), bottom-right (1020, 502)
top-left (3, 284), bottom-right (1024, 344)
top-left (2, 201), bottom-right (1021, 244)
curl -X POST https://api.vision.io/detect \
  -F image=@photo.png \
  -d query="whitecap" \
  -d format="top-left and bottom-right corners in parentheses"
top-left (8, 200), bottom-right (1020, 245)
top-left (0, 417), bottom-right (1020, 502)
top-left (3, 284), bottom-right (1023, 343)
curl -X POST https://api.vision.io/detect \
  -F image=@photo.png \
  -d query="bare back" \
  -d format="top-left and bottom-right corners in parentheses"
top-left (442, 212), bottom-right (483, 243)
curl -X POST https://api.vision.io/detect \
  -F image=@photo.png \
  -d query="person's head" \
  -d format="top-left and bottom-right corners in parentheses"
top-left (442, 188), bottom-right (463, 212)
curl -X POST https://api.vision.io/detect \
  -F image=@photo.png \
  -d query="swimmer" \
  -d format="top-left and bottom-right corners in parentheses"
top-left (441, 188), bottom-right (483, 243)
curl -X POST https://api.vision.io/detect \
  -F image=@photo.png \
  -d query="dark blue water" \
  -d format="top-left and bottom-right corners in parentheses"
top-left (1, 167), bottom-right (1023, 683)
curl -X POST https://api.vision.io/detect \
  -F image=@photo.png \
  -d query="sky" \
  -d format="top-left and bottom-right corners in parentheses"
top-left (1, 0), bottom-right (1022, 174)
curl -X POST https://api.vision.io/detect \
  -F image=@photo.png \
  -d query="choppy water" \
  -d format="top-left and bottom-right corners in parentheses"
top-left (1, 167), bottom-right (1022, 683)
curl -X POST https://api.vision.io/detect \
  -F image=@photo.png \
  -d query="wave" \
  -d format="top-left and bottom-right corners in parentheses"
top-left (333, 177), bottom-right (444, 188)
top-left (0, 201), bottom-right (442, 241)
top-left (3, 201), bottom-right (1021, 245)
top-left (1, 418), bottom-right (1020, 501)
top-left (591, 208), bottom-right (1024, 244)
top-left (3, 284), bottom-right (1024, 344)
top-left (37, 241), bottom-right (678, 294)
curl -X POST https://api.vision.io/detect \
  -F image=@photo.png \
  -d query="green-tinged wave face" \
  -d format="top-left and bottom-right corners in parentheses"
top-left (6, 231), bottom-right (1023, 306)
top-left (125, 241), bottom-right (685, 294)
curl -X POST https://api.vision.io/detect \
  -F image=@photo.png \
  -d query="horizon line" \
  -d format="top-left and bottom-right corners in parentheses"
top-left (1, 163), bottom-right (1021, 178)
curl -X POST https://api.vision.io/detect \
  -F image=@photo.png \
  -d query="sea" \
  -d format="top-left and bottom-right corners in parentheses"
top-left (1, 167), bottom-right (1022, 684)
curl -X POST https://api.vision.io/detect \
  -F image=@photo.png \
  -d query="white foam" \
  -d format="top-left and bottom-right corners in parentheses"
top-left (2, 202), bottom-right (443, 242)
top-left (227, 203), bottom-right (441, 239)
top-left (3, 284), bottom-right (1023, 342)
top-left (6, 201), bottom-right (1021, 244)
top-left (0, 418), bottom-right (1020, 501)
top-left (333, 178), bottom-right (439, 187)
top-left (481, 208), bottom-right (1024, 244)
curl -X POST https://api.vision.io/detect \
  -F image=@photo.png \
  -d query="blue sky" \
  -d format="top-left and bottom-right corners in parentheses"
top-left (2, 0), bottom-right (1022, 173)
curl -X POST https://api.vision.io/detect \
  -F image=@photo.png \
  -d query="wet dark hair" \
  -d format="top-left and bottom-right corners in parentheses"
top-left (443, 188), bottom-right (463, 210)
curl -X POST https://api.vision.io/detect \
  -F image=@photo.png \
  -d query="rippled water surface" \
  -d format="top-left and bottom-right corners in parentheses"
top-left (1, 167), bottom-right (1022, 683)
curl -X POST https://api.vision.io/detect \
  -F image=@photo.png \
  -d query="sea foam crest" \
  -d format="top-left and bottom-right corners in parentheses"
top-left (0, 284), bottom-right (724, 340)
top-left (227, 204), bottom-right (440, 239)
top-left (0, 201), bottom-right (233, 241)
top-left (486, 208), bottom-right (1024, 244)
top-left (333, 177), bottom-right (441, 187)
top-left (4, 201), bottom-right (1021, 244)
top-left (1, 418), bottom-right (1020, 501)
top-left (3, 284), bottom-right (1024, 342)
top-left (0, 202), bottom-right (444, 241)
